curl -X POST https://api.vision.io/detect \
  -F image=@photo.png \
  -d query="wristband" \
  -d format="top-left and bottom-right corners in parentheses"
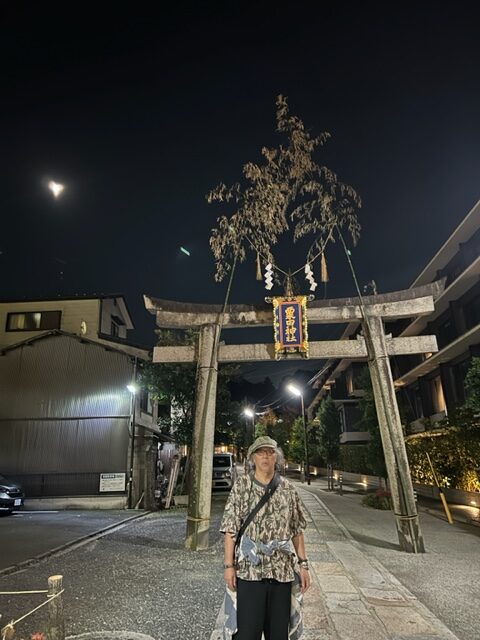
top-left (224, 563), bottom-right (235, 569)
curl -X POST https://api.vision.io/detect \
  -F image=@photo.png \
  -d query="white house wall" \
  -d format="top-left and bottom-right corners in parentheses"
top-left (0, 299), bottom-right (101, 348)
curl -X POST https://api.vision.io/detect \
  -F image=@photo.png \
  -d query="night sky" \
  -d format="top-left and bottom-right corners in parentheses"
top-left (2, 3), bottom-right (480, 382)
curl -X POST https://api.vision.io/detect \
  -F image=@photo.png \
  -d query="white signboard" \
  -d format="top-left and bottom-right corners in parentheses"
top-left (99, 473), bottom-right (126, 492)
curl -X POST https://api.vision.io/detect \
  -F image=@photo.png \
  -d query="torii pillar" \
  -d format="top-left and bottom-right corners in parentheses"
top-left (145, 281), bottom-right (444, 552)
top-left (186, 323), bottom-right (218, 550)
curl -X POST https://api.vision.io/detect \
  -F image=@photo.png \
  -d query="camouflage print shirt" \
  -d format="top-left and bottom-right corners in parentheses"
top-left (220, 473), bottom-right (307, 583)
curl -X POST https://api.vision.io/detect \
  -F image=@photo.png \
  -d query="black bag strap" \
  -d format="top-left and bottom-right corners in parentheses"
top-left (235, 473), bottom-right (280, 549)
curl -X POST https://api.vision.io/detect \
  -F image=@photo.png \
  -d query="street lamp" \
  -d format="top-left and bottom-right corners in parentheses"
top-left (127, 382), bottom-right (138, 508)
top-left (287, 383), bottom-right (311, 485)
top-left (243, 407), bottom-right (255, 446)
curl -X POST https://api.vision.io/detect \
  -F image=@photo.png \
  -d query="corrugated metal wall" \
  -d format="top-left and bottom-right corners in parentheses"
top-left (0, 334), bottom-right (134, 495)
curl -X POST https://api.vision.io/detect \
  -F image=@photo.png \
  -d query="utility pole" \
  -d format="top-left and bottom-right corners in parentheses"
top-left (287, 383), bottom-right (311, 486)
top-left (300, 393), bottom-right (311, 486)
top-left (127, 358), bottom-right (138, 509)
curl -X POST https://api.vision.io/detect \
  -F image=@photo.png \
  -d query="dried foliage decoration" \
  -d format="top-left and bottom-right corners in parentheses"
top-left (208, 95), bottom-right (362, 282)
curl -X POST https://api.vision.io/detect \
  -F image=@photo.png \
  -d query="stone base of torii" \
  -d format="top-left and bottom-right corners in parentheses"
top-left (144, 281), bottom-right (444, 553)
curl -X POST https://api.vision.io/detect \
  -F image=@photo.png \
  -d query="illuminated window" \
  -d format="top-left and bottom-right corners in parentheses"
top-left (6, 311), bottom-right (61, 332)
top-left (431, 376), bottom-right (446, 414)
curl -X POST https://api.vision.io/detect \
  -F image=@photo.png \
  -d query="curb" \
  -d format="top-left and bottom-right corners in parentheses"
top-left (0, 511), bottom-right (151, 578)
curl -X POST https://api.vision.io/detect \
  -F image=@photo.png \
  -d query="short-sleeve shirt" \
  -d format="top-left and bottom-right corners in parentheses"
top-left (220, 473), bottom-right (307, 582)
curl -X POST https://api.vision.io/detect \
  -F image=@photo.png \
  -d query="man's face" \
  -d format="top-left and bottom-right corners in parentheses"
top-left (254, 447), bottom-right (277, 474)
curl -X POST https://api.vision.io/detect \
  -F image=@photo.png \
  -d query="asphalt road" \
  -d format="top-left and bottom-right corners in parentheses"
top-left (0, 510), bottom-right (144, 570)
top-left (0, 498), bottom-right (228, 640)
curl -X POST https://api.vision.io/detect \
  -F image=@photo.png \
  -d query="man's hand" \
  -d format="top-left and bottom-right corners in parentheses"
top-left (300, 567), bottom-right (311, 593)
top-left (224, 567), bottom-right (237, 591)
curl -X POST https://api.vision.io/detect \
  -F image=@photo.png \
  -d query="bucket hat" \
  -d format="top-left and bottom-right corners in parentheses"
top-left (247, 436), bottom-right (278, 458)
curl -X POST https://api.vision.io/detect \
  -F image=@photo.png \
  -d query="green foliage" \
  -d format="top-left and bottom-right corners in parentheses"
top-left (288, 417), bottom-right (306, 463)
top-left (315, 395), bottom-right (341, 465)
top-left (255, 422), bottom-right (268, 437)
top-left (406, 407), bottom-right (480, 491)
top-left (339, 445), bottom-right (375, 475)
top-left (141, 329), bottom-right (239, 446)
top-left (465, 356), bottom-right (480, 413)
top-left (362, 489), bottom-right (392, 510)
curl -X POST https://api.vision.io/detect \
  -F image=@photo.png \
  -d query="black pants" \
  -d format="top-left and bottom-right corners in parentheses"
top-left (234, 578), bottom-right (292, 640)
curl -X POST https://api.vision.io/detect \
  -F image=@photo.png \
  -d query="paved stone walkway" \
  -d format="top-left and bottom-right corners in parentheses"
top-left (212, 486), bottom-right (459, 640)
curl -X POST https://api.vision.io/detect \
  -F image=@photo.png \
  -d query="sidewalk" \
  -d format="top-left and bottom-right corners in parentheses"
top-left (294, 484), bottom-right (460, 640)
top-left (210, 481), bottom-right (463, 640)
top-left (297, 479), bottom-right (480, 640)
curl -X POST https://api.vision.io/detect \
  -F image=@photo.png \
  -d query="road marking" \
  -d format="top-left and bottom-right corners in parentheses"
top-left (13, 510), bottom-right (59, 514)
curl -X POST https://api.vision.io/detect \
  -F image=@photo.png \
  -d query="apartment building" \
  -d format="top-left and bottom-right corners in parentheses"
top-left (309, 198), bottom-right (480, 438)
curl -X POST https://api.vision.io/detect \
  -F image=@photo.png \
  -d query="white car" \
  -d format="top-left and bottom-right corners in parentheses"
top-left (212, 453), bottom-right (237, 490)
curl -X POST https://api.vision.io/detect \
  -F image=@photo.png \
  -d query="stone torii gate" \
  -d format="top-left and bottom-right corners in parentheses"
top-left (144, 282), bottom-right (443, 554)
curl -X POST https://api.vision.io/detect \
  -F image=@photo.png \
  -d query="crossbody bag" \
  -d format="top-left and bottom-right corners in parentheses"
top-left (234, 472), bottom-right (281, 551)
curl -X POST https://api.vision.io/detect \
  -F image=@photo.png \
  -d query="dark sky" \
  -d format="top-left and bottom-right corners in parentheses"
top-left (2, 3), bottom-right (480, 382)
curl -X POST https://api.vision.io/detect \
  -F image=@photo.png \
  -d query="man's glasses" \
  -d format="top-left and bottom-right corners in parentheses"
top-left (255, 448), bottom-right (276, 457)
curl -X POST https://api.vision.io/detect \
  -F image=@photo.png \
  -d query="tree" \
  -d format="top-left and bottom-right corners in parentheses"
top-left (141, 329), bottom-right (239, 446)
top-left (255, 422), bottom-right (268, 437)
top-left (288, 417), bottom-right (306, 464)
top-left (316, 395), bottom-right (341, 466)
top-left (208, 95), bottom-right (361, 286)
top-left (465, 357), bottom-right (480, 413)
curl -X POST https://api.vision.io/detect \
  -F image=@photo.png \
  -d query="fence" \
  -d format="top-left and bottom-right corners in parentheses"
top-left (0, 575), bottom-right (65, 640)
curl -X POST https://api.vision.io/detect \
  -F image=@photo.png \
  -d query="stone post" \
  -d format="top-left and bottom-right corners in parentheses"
top-left (364, 316), bottom-right (425, 553)
top-left (185, 323), bottom-right (218, 550)
top-left (47, 575), bottom-right (65, 640)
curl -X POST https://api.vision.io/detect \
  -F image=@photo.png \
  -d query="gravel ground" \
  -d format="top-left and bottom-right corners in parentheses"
top-left (0, 496), bottom-right (228, 640)
top-left (304, 482), bottom-right (480, 640)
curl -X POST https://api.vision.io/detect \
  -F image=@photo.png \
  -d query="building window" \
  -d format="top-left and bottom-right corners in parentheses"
top-left (436, 317), bottom-right (456, 349)
top-left (140, 390), bottom-right (153, 415)
top-left (111, 321), bottom-right (120, 337)
top-left (6, 311), bottom-right (61, 332)
top-left (464, 294), bottom-right (480, 330)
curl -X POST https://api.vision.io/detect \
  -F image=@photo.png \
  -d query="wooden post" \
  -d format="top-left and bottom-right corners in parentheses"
top-left (47, 575), bottom-right (65, 640)
top-left (364, 316), bottom-right (425, 553)
top-left (426, 452), bottom-right (454, 524)
top-left (165, 455), bottom-right (180, 509)
top-left (185, 323), bottom-right (218, 550)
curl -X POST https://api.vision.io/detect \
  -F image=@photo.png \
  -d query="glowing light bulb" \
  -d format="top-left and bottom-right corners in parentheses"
top-left (48, 181), bottom-right (65, 198)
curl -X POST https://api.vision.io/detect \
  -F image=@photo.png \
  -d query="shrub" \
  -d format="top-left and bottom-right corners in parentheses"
top-left (362, 489), bottom-right (392, 510)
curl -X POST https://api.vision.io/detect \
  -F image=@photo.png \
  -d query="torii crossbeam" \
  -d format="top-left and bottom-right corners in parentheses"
top-left (144, 281), bottom-right (444, 553)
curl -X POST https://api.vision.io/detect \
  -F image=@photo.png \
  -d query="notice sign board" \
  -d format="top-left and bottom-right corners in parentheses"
top-left (99, 473), bottom-right (126, 492)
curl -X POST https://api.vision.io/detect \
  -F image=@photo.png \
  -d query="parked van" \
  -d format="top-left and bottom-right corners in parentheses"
top-left (212, 453), bottom-right (236, 490)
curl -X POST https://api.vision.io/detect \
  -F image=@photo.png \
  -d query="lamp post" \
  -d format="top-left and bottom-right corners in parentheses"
top-left (287, 383), bottom-right (310, 485)
top-left (243, 407), bottom-right (255, 446)
top-left (127, 382), bottom-right (138, 508)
